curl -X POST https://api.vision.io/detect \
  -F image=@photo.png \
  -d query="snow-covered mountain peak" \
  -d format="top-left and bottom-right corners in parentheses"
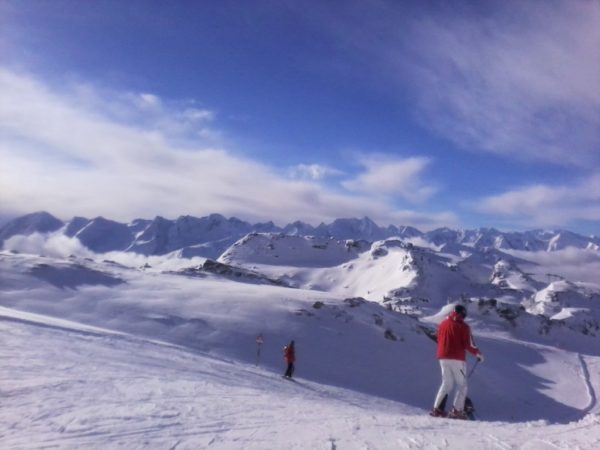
top-left (75, 217), bottom-right (135, 253)
top-left (219, 233), bottom-right (365, 268)
top-left (547, 230), bottom-right (596, 251)
top-left (370, 238), bottom-right (413, 258)
top-left (396, 225), bottom-right (423, 238)
top-left (0, 211), bottom-right (63, 243)
top-left (64, 216), bottom-right (91, 237)
top-left (282, 220), bottom-right (316, 236)
top-left (424, 227), bottom-right (460, 246)
top-left (489, 259), bottom-right (539, 292)
top-left (326, 216), bottom-right (387, 241)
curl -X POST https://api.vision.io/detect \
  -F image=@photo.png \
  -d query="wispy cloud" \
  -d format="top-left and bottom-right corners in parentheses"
top-left (135, 93), bottom-right (162, 110)
top-left (475, 174), bottom-right (600, 227)
top-left (3, 232), bottom-right (207, 271)
top-left (0, 68), bottom-right (453, 229)
top-left (507, 247), bottom-right (600, 287)
top-left (320, 0), bottom-right (600, 166)
top-left (409, 1), bottom-right (600, 166)
top-left (342, 155), bottom-right (436, 203)
top-left (288, 163), bottom-right (343, 181)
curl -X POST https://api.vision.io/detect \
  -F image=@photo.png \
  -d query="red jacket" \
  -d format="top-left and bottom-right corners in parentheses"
top-left (284, 345), bottom-right (295, 363)
top-left (436, 312), bottom-right (480, 361)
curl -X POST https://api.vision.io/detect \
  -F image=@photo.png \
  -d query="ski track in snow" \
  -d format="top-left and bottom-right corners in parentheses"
top-left (577, 353), bottom-right (597, 415)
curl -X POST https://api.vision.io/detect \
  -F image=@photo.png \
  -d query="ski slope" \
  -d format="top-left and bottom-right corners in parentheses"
top-left (2, 250), bottom-right (600, 448)
top-left (2, 306), bottom-right (600, 449)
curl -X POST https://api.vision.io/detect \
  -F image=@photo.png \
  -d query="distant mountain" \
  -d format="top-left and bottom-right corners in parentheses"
top-left (282, 221), bottom-right (316, 236)
top-left (1, 212), bottom-right (599, 259)
top-left (396, 225), bottom-right (423, 238)
top-left (326, 217), bottom-right (389, 241)
top-left (127, 214), bottom-right (255, 257)
top-left (0, 211), bottom-right (64, 244)
top-left (64, 216), bottom-right (91, 237)
top-left (425, 227), bottom-right (600, 253)
top-left (547, 230), bottom-right (600, 251)
top-left (75, 217), bottom-right (136, 253)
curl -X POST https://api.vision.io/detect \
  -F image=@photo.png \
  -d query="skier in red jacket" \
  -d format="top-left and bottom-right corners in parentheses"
top-left (431, 304), bottom-right (484, 419)
top-left (283, 340), bottom-right (295, 379)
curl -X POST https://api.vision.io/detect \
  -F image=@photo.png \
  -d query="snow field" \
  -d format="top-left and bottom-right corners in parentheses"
top-left (2, 308), bottom-right (600, 450)
top-left (2, 250), bottom-right (600, 448)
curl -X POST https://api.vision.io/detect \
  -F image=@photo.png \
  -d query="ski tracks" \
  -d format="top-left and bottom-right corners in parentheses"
top-left (576, 353), bottom-right (597, 415)
top-left (486, 433), bottom-right (513, 450)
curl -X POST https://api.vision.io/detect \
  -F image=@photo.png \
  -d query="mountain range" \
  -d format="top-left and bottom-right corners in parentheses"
top-left (1, 211), bottom-right (599, 259)
top-left (3, 210), bottom-right (599, 338)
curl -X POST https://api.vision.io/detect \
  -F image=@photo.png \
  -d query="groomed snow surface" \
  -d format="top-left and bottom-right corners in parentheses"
top-left (2, 251), bottom-right (600, 449)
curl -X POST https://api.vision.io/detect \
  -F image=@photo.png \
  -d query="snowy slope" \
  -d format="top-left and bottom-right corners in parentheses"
top-left (2, 265), bottom-right (600, 448)
top-left (0, 251), bottom-right (440, 408)
top-left (523, 280), bottom-right (600, 335)
top-left (219, 233), bottom-right (367, 268)
top-left (3, 307), bottom-right (600, 449)
top-left (490, 259), bottom-right (542, 292)
top-left (2, 250), bottom-right (600, 424)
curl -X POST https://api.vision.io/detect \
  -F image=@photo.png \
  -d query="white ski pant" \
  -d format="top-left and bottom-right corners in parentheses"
top-left (434, 359), bottom-right (468, 411)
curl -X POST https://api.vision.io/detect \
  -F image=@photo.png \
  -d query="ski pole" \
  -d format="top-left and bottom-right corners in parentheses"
top-left (468, 359), bottom-right (479, 378)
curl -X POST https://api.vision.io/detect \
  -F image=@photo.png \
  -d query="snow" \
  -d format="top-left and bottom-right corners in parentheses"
top-left (2, 219), bottom-right (600, 448)
top-left (2, 303), bottom-right (600, 449)
top-left (219, 233), bottom-right (364, 268)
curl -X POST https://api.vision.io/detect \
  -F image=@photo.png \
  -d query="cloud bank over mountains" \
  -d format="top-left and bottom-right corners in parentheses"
top-left (477, 175), bottom-right (600, 227)
top-left (0, 68), bottom-right (453, 229)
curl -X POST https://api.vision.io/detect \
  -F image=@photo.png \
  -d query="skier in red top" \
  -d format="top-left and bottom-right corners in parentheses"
top-left (431, 304), bottom-right (484, 419)
top-left (283, 340), bottom-right (295, 379)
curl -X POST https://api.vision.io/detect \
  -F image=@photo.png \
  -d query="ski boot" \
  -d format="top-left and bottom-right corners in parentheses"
top-left (429, 407), bottom-right (447, 418)
top-left (448, 408), bottom-right (468, 420)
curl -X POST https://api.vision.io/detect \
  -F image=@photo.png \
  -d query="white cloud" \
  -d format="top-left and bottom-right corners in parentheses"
top-left (475, 175), bottom-right (600, 227)
top-left (288, 164), bottom-right (343, 181)
top-left (342, 155), bottom-right (436, 203)
top-left (136, 93), bottom-right (162, 110)
top-left (3, 233), bottom-right (94, 259)
top-left (3, 232), bottom-right (208, 271)
top-left (181, 108), bottom-right (214, 122)
top-left (507, 247), bottom-right (600, 287)
top-left (0, 68), bottom-right (452, 229)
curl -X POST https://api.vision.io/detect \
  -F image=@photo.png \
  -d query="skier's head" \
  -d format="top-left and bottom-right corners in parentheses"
top-left (290, 340), bottom-right (295, 347)
top-left (454, 304), bottom-right (467, 319)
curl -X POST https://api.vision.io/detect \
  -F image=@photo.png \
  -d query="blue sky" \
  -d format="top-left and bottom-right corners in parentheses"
top-left (1, 0), bottom-right (599, 233)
